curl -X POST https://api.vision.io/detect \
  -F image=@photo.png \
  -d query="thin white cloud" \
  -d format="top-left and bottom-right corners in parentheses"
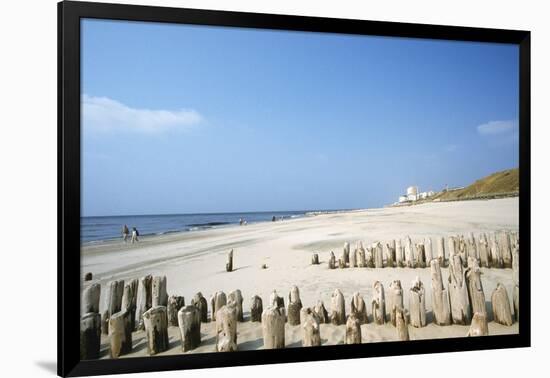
top-left (82, 94), bottom-right (203, 133)
top-left (477, 120), bottom-right (517, 136)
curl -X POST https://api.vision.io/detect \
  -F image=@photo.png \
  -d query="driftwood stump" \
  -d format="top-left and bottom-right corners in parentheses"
top-left (372, 281), bottom-right (386, 325)
top-left (211, 291), bottom-right (227, 322)
top-left (357, 242), bottom-right (366, 267)
top-left (81, 282), bottom-right (101, 314)
top-left (167, 295), bottom-right (185, 327)
top-left (345, 314), bottom-right (362, 344)
top-left (350, 292), bottom-right (367, 324)
top-left (447, 236), bottom-right (456, 260)
top-left (490, 233), bottom-right (503, 268)
top-left (395, 307), bottom-right (409, 341)
top-left (143, 306), bottom-right (169, 355)
top-left (228, 289), bottom-right (244, 322)
top-left (467, 312), bottom-right (488, 336)
top-left (385, 241), bottom-right (395, 268)
top-left (458, 235), bottom-right (467, 266)
top-left (498, 231), bottom-right (512, 268)
top-left (328, 251), bottom-right (336, 269)
top-left (84, 272), bottom-right (93, 281)
top-left (437, 236), bottom-right (446, 267)
top-left (512, 246), bottom-right (519, 286)
top-left (388, 280), bottom-right (404, 326)
top-left (466, 266), bottom-right (486, 317)
top-left (409, 277), bottom-right (426, 328)
top-left (135, 275), bottom-right (152, 331)
top-left (448, 255), bottom-right (471, 325)
top-left (301, 308), bottom-right (321, 346)
top-left (191, 292), bottom-right (208, 323)
top-left (80, 312), bottom-right (101, 360)
top-left (404, 236), bottom-right (414, 268)
top-left (103, 279), bottom-right (124, 334)
top-left (374, 242), bottom-right (384, 268)
top-left (415, 243), bottom-right (426, 268)
top-left (478, 233), bottom-right (490, 268)
top-left (226, 249), bottom-right (234, 272)
top-left (424, 237), bottom-right (433, 263)
top-left (109, 309), bottom-right (132, 358)
top-left (330, 289), bottom-right (346, 325)
top-left (250, 295), bottom-right (263, 322)
top-left (216, 305), bottom-right (238, 352)
top-left (262, 306), bottom-right (285, 349)
top-left (338, 257), bottom-right (346, 269)
top-left (121, 279), bottom-right (138, 330)
top-left (311, 253), bottom-right (319, 265)
top-left (513, 285), bottom-right (519, 322)
top-left (349, 247), bottom-right (357, 267)
top-left (396, 239), bottom-right (404, 267)
top-left (314, 300), bottom-right (329, 324)
top-left (152, 276), bottom-right (168, 307)
top-left (430, 259), bottom-right (451, 325)
top-left (365, 246), bottom-right (374, 268)
top-left (177, 305), bottom-right (201, 351)
top-left (287, 286), bottom-right (302, 325)
top-left (343, 242), bottom-right (350, 264)
top-left (491, 283), bottom-right (513, 326)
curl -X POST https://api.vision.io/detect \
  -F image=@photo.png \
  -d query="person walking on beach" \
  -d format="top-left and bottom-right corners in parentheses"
top-left (122, 224), bottom-right (129, 242)
top-left (131, 227), bottom-right (139, 243)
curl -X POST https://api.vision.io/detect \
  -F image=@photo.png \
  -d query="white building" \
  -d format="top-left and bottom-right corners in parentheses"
top-left (398, 186), bottom-right (434, 203)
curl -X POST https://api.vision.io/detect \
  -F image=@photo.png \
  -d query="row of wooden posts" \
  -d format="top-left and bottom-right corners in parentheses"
top-left (81, 254), bottom-right (519, 360)
top-left (315, 230), bottom-right (519, 270)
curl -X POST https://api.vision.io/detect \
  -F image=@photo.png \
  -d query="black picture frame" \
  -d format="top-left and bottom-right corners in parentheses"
top-left (58, 1), bottom-right (531, 376)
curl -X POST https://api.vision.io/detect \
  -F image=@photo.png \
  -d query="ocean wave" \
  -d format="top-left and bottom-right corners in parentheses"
top-left (187, 221), bottom-right (231, 227)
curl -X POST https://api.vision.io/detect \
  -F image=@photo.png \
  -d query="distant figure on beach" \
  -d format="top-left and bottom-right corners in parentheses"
top-left (131, 227), bottom-right (139, 243)
top-left (122, 224), bottom-right (129, 242)
top-left (272, 216), bottom-right (276, 222)
top-left (239, 218), bottom-right (244, 226)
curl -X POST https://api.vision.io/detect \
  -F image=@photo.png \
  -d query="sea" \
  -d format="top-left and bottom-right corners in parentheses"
top-left (81, 210), bottom-right (328, 244)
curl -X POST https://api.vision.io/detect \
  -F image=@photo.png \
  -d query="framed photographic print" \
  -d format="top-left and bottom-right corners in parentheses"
top-left (58, 1), bottom-right (531, 376)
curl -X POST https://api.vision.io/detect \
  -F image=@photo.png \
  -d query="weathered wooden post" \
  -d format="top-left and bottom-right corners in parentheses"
top-left (490, 233), bottom-right (503, 268)
top-left (458, 235), bottom-right (467, 266)
top-left (447, 236), bottom-right (456, 260)
top-left (395, 307), bottom-right (409, 341)
top-left (437, 236), bottom-right (446, 267)
top-left (385, 241), bottom-right (395, 268)
top-left (143, 306), bottom-right (169, 355)
top-left (467, 312), bottom-right (489, 337)
top-left (415, 243), bottom-right (426, 268)
top-left (109, 309), bottom-right (133, 358)
top-left (372, 281), bottom-right (386, 325)
top-left (228, 289), bottom-right (244, 322)
top-left (365, 246), bottom-right (374, 268)
top-left (349, 246), bottom-right (357, 267)
top-left (405, 236), bottom-right (414, 268)
top-left (356, 242), bottom-right (366, 267)
top-left (396, 239), bottom-right (404, 267)
top-left (466, 266), bottom-right (486, 317)
top-left (301, 308), bottom-right (321, 347)
top-left (424, 237), bottom-right (433, 263)
top-left (498, 231), bottom-right (512, 268)
top-left (338, 256), bottom-right (346, 269)
top-left (287, 286), bottom-right (303, 326)
top-left (491, 283), bottom-right (513, 326)
top-left (135, 275), bottom-right (152, 330)
top-left (430, 259), bottom-right (451, 325)
top-left (250, 295), bottom-right (263, 322)
top-left (345, 314), bottom-right (362, 344)
top-left (84, 272), bottom-right (93, 281)
top-left (102, 279), bottom-right (124, 334)
top-left (409, 277), bottom-right (426, 328)
top-left (448, 255), bottom-right (471, 325)
top-left (388, 280), bottom-right (404, 326)
top-left (478, 233), bottom-right (490, 268)
top-left (466, 232), bottom-right (478, 264)
top-left (373, 242), bottom-right (384, 268)
top-left (121, 279), bottom-right (138, 330)
top-left (80, 312), bottom-right (101, 360)
top-left (216, 304), bottom-right (238, 351)
top-left (152, 276), bottom-right (168, 307)
top-left (226, 249), bottom-right (234, 272)
top-left (314, 300), bottom-right (329, 323)
top-left (211, 291), bottom-right (227, 322)
top-left (350, 292), bottom-right (367, 324)
top-left (330, 289), bottom-right (346, 325)
top-left (191, 292), bottom-right (208, 323)
top-left (81, 282), bottom-right (101, 314)
top-left (512, 244), bottom-right (519, 321)
top-left (343, 242), bottom-right (350, 264)
top-left (328, 251), bottom-right (336, 269)
top-left (177, 305), bottom-right (201, 352)
top-left (311, 253), bottom-right (319, 265)
top-left (513, 285), bottom-right (519, 322)
top-left (262, 306), bottom-right (285, 349)
top-left (167, 295), bottom-right (185, 327)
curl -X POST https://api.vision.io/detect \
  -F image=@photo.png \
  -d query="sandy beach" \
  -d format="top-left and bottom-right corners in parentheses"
top-left (82, 197), bottom-right (519, 358)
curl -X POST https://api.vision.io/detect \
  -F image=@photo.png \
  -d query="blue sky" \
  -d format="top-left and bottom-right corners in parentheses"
top-left (81, 19), bottom-right (519, 216)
